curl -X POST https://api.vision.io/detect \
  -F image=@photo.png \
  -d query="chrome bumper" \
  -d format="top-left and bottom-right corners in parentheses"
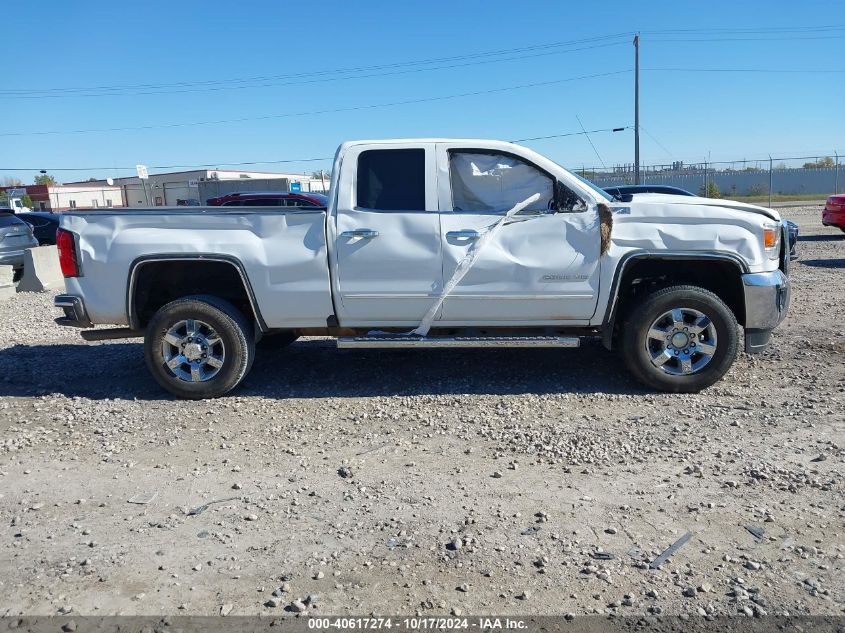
top-left (742, 270), bottom-right (790, 353)
top-left (54, 294), bottom-right (93, 328)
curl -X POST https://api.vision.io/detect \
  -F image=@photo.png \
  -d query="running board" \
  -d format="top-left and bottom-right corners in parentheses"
top-left (336, 335), bottom-right (580, 349)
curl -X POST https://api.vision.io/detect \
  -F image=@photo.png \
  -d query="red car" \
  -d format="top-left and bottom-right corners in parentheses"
top-left (823, 194), bottom-right (845, 232)
top-left (206, 191), bottom-right (328, 207)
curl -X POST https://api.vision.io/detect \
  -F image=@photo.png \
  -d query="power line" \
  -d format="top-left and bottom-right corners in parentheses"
top-left (0, 41), bottom-right (629, 100)
top-left (638, 125), bottom-right (675, 160)
top-left (4, 24), bottom-right (840, 98)
top-left (640, 24), bottom-right (845, 35)
top-left (0, 69), bottom-right (631, 137)
top-left (647, 35), bottom-right (842, 42)
top-left (0, 33), bottom-right (632, 98)
top-left (0, 127), bottom-right (630, 172)
top-left (645, 67), bottom-right (845, 73)
top-left (0, 157), bottom-right (335, 172)
top-left (512, 126), bottom-right (630, 143)
top-left (575, 115), bottom-right (607, 169)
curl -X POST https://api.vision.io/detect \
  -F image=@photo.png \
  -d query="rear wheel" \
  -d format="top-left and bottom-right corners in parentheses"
top-left (621, 285), bottom-right (738, 393)
top-left (144, 295), bottom-right (255, 399)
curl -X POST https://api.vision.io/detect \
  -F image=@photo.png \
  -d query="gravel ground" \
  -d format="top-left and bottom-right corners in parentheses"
top-left (0, 205), bottom-right (842, 618)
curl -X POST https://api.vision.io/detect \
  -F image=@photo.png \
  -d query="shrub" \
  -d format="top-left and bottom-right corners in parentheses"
top-left (698, 181), bottom-right (721, 198)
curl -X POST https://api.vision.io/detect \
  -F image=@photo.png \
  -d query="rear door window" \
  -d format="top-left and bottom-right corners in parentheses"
top-left (357, 149), bottom-right (425, 211)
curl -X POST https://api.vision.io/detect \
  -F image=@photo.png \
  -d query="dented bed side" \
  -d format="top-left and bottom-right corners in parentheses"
top-left (61, 208), bottom-right (334, 328)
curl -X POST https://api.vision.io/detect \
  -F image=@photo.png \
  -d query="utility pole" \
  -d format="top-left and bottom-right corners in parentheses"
top-left (634, 33), bottom-right (641, 185)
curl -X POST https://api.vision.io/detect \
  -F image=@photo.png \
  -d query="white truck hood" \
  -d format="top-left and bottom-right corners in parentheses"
top-left (622, 193), bottom-right (780, 221)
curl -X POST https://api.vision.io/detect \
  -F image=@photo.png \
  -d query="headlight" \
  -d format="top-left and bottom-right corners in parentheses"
top-left (763, 222), bottom-right (781, 260)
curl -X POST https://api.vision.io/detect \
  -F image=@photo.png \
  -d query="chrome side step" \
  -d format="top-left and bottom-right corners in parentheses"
top-left (337, 335), bottom-right (580, 349)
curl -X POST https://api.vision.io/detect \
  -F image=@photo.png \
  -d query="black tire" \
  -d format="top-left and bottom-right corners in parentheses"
top-left (621, 285), bottom-right (738, 393)
top-left (257, 331), bottom-right (299, 350)
top-left (144, 295), bottom-right (255, 399)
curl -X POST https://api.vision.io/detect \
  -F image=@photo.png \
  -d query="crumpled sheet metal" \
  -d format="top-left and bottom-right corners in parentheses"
top-left (410, 193), bottom-right (541, 336)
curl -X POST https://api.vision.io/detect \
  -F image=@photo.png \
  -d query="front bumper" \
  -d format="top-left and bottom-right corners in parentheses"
top-left (742, 270), bottom-right (790, 353)
top-left (54, 294), bottom-right (93, 328)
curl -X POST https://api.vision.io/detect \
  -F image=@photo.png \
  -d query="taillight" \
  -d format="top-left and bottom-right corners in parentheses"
top-left (56, 228), bottom-right (80, 277)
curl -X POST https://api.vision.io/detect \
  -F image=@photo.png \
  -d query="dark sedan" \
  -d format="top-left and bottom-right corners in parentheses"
top-left (206, 191), bottom-right (328, 207)
top-left (17, 212), bottom-right (60, 246)
top-left (604, 185), bottom-right (696, 201)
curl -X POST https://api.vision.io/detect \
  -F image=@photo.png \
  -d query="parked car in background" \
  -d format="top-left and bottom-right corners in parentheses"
top-left (603, 185), bottom-right (695, 201)
top-left (0, 212), bottom-right (40, 273)
top-left (784, 220), bottom-right (799, 260)
top-left (17, 212), bottom-right (60, 246)
top-left (823, 194), bottom-right (845, 232)
top-left (206, 191), bottom-right (328, 207)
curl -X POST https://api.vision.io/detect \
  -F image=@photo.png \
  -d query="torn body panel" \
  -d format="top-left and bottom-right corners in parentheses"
top-left (591, 198), bottom-right (781, 329)
top-left (438, 207), bottom-right (602, 323)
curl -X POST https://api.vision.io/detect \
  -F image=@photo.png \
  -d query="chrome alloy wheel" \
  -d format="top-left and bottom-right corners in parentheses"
top-left (161, 319), bottom-right (225, 382)
top-left (644, 307), bottom-right (718, 376)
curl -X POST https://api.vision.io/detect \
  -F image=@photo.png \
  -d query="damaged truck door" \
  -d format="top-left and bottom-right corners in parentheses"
top-left (436, 145), bottom-right (602, 323)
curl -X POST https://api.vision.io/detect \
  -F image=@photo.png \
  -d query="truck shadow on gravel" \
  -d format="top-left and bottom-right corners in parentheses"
top-left (797, 234), bottom-right (844, 242)
top-left (799, 258), bottom-right (845, 269)
top-left (0, 339), bottom-right (643, 400)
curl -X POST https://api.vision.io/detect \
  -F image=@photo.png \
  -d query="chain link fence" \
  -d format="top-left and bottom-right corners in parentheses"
top-left (580, 154), bottom-right (842, 202)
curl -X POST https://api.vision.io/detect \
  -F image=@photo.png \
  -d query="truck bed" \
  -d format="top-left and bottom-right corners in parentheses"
top-left (60, 206), bottom-right (334, 328)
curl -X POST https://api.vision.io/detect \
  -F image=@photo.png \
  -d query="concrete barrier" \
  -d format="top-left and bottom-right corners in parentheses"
top-left (17, 246), bottom-right (65, 293)
top-left (0, 265), bottom-right (15, 300)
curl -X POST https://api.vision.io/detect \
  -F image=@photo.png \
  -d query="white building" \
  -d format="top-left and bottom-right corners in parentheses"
top-left (1, 183), bottom-right (125, 212)
top-left (70, 168), bottom-right (327, 208)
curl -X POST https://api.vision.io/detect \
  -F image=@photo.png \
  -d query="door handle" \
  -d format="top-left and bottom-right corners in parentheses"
top-left (341, 229), bottom-right (379, 238)
top-left (446, 230), bottom-right (481, 239)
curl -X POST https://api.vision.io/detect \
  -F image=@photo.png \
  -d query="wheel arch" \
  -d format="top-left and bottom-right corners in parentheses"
top-left (601, 251), bottom-right (748, 350)
top-left (127, 255), bottom-right (268, 332)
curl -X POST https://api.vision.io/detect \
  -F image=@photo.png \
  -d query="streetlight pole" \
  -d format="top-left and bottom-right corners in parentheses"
top-left (634, 33), bottom-right (641, 185)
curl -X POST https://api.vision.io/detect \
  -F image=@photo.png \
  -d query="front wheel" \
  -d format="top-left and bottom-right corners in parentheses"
top-left (144, 295), bottom-right (255, 399)
top-left (621, 285), bottom-right (739, 393)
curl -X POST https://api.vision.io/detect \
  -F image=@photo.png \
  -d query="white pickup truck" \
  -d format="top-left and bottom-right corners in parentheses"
top-left (54, 139), bottom-right (790, 399)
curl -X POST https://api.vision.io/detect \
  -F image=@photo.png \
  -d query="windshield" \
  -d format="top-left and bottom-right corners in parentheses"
top-left (571, 172), bottom-right (614, 202)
